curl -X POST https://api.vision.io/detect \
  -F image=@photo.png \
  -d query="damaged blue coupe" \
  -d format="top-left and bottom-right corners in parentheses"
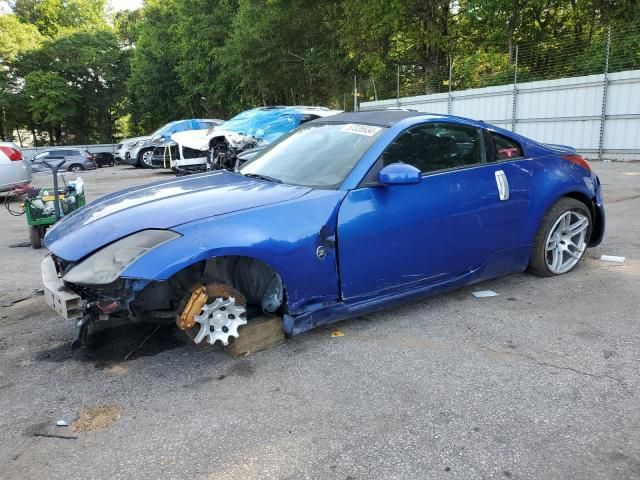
top-left (41, 111), bottom-right (605, 348)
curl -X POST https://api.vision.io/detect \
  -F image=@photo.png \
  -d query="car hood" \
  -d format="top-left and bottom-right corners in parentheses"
top-left (123, 135), bottom-right (150, 146)
top-left (172, 128), bottom-right (254, 151)
top-left (45, 170), bottom-right (312, 262)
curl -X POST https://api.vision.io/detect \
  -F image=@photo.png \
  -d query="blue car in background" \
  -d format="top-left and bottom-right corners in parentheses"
top-left (41, 111), bottom-right (604, 348)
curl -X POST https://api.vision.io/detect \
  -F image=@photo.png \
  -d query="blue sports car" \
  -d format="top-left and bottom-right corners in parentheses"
top-left (41, 111), bottom-right (604, 348)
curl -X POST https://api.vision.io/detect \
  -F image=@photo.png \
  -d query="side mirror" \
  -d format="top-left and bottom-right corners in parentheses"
top-left (378, 163), bottom-right (421, 185)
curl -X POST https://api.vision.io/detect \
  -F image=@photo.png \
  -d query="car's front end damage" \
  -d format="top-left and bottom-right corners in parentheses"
top-left (43, 249), bottom-right (288, 349)
top-left (170, 106), bottom-right (343, 175)
top-left (171, 127), bottom-right (262, 175)
top-left (39, 170), bottom-right (323, 348)
top-left (42, 229), bottom-right (189, 346)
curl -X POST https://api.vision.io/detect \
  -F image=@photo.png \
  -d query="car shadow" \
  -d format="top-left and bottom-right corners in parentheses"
top-left (35, 323), bottom-right (187, 366)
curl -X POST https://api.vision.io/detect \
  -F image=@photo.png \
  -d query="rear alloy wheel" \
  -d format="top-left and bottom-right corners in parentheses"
top-left (140, 150), bottom-right (153, 168)
top-left (529, 198), bottom-right (592, 276)
top-left (69, 164), bottom-right (84, 173)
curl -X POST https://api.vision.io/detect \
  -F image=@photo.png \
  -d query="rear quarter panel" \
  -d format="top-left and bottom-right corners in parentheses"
top-left (515, 142), bottom-right (600, 248)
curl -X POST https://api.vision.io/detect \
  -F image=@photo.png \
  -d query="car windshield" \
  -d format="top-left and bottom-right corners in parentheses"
top-left (152, 121), bottom-right (180, 138)
top-left (220, 109), bottom-right (299, 143)
top-left (239, 123), bottom-right (386, 188)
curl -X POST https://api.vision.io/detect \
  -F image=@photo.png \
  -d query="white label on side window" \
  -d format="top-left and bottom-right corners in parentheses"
top-left (340, 124), bottom-right (382, 136)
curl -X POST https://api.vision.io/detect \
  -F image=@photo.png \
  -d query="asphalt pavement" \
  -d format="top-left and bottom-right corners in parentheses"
top-left (0, 162), bottom-right (638, 480)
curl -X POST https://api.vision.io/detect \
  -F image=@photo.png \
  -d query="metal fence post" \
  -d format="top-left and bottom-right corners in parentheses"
top-left (511, 45), bottom-right (519, 132)
top-left (397, 65), bottom-right (401, 105)
top-left (353, 75), bottom-right (358, 112)
top-left (448, 56), bottom-right (453, 114)
top-left (598, 27), bottom-right (612, 161)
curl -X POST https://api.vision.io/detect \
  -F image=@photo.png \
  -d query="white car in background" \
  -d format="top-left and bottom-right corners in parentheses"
top-left (116, 135), bottom-right (149, 164)
top-left (0, 142), bottom-right (32, 192)
top-left (169, 106), bottom-right (342, 174)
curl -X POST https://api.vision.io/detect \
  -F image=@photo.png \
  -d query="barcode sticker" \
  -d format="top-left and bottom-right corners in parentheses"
top-left (340, 124), bottom-right (382, 136)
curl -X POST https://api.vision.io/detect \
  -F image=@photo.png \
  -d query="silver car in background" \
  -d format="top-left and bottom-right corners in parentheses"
top-left (29, 148), bottom-right (97, 173)
top-left (116, 136), bottom-right (149, 163)
top-left (0, 142), bottom-right (32, 192)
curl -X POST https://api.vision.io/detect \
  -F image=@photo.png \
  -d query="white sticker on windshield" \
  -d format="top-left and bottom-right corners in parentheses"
top-left (340, 124), bottom-right (382, 136)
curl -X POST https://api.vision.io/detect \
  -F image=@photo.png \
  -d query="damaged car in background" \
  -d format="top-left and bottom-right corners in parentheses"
top-left (158, 106), bottom-right (342, 175)
top-left (121, 119), bottom-right (223, 168)
top-left (41, 111), bottom-right (605, 350)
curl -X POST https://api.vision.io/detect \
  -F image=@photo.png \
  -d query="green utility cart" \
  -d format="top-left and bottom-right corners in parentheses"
top-left (24, 187), bottom-right (86, 249)
top-left (23, 157), bottom-right (86, 249)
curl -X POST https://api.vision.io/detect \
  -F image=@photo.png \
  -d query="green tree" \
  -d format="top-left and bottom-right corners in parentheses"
top-left (24, 71), bottom-right (79, 143)
top-left (127, 0), bottom-right (184, 133)
top-left (173, 0), bottom-right (238, 118)
top-left (218, 0), bottom-right (353, 109)
top-left (113, 8), bottom-right (142, 48)
top-left (18, 29), bottom-right (129, 143)
top-left (0, 14), bottom-right (42, 141)
top-left (11, 0), bottom-right (107, 37)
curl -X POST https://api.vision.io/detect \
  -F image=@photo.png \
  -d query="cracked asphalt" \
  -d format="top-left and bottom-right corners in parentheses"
top-left (0, 162), bottom-right (639, 480)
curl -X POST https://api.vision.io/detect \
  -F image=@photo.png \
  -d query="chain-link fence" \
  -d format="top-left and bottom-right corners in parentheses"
top-left (352, 22), bottom-right (640, 109)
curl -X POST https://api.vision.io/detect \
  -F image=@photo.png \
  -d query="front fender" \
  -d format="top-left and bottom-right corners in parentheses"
top-left (121, 189), bottom-right (347, 312)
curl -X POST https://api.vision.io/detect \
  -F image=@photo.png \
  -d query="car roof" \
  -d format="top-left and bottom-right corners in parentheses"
top-left (316, 110), bottom-right (426, 126)
top-left (314, 110), bottom-right (498, 128)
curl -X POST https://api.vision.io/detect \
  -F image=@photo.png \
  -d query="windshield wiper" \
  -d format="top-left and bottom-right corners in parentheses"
top-left (243, 173), bottom-right (282, 183)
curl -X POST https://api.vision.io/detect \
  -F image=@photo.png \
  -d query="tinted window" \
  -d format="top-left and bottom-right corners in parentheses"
top-left (299, 114), bottom-right (320, 125)
top-left (34, 152), bottom-right (49, 160)
top-left (489, 132), bottom-right (523, 160)
top-left (382, 123), bottom-right (485, 173)
top-left (48, 150), bottom-right (67, 157)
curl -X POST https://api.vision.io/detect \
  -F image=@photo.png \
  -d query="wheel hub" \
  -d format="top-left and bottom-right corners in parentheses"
top-left (545, 210), bottom-right (589, 274)
top-left (192, 297), bottom-right (247, 346)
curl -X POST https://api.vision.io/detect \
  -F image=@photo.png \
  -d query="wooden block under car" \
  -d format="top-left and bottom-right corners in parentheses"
top-left (225, 315), bottom-right (285, 357)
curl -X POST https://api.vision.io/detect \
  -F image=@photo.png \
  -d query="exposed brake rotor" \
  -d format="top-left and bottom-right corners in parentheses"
top-left (193, 297), bottom-right (247, 346)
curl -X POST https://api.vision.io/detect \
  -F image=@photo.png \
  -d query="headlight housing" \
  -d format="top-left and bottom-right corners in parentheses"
top-left (63, 230), bottom-right (180, 285)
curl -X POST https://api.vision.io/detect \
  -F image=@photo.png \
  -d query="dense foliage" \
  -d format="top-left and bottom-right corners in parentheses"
top-left (0, 0), bottom-right (638, 144)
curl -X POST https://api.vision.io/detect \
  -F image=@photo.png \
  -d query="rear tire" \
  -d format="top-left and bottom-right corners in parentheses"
top-left (528, 197), bottom-right (592, 277)
top-left (29, 226), bottom-right (42, 249)
top-left (69, 164), bottom-right (84, 173)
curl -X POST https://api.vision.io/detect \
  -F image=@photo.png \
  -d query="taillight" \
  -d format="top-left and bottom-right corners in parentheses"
top-left (0, 146), bottom-right (24, 161)
top-left (562, 154), bottom-right (591, 171)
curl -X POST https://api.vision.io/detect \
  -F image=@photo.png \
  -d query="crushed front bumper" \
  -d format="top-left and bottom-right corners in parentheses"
top-left (41, 255), bottom-right (83, 320)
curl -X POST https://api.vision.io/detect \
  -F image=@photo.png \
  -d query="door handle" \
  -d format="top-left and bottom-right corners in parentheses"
top-left (495, 170), bottom-right (510, 201)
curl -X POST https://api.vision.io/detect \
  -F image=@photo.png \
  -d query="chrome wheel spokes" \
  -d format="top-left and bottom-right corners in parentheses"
top-left (545, 210), bottom-right (589, 274)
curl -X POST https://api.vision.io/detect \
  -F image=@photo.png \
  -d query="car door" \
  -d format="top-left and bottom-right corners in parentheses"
top-left (337, 121), bottom-right (531, 301)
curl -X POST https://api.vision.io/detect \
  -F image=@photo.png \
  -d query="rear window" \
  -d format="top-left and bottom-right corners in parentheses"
top-left (489, 132), bottom-right (523, 160)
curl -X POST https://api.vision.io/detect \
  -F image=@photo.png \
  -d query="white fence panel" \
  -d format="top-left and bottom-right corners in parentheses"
top-left (360, 69), bottom-right (640, 160)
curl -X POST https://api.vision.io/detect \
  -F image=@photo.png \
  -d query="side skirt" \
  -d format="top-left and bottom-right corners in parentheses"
top-left (283, 246), bottom-right (531, 335)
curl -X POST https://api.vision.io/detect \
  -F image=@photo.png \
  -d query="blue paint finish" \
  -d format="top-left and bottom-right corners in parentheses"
top-left (122, 188), bottom-right (347, 312)
top-left (337, 160), bottom-right (533, 301)
top-left (378, 163), bottom-right (421, 185)
top-left (45, 113), bottom-right (605, 336)
top-left (45, 171), bottom-right (311, 261)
